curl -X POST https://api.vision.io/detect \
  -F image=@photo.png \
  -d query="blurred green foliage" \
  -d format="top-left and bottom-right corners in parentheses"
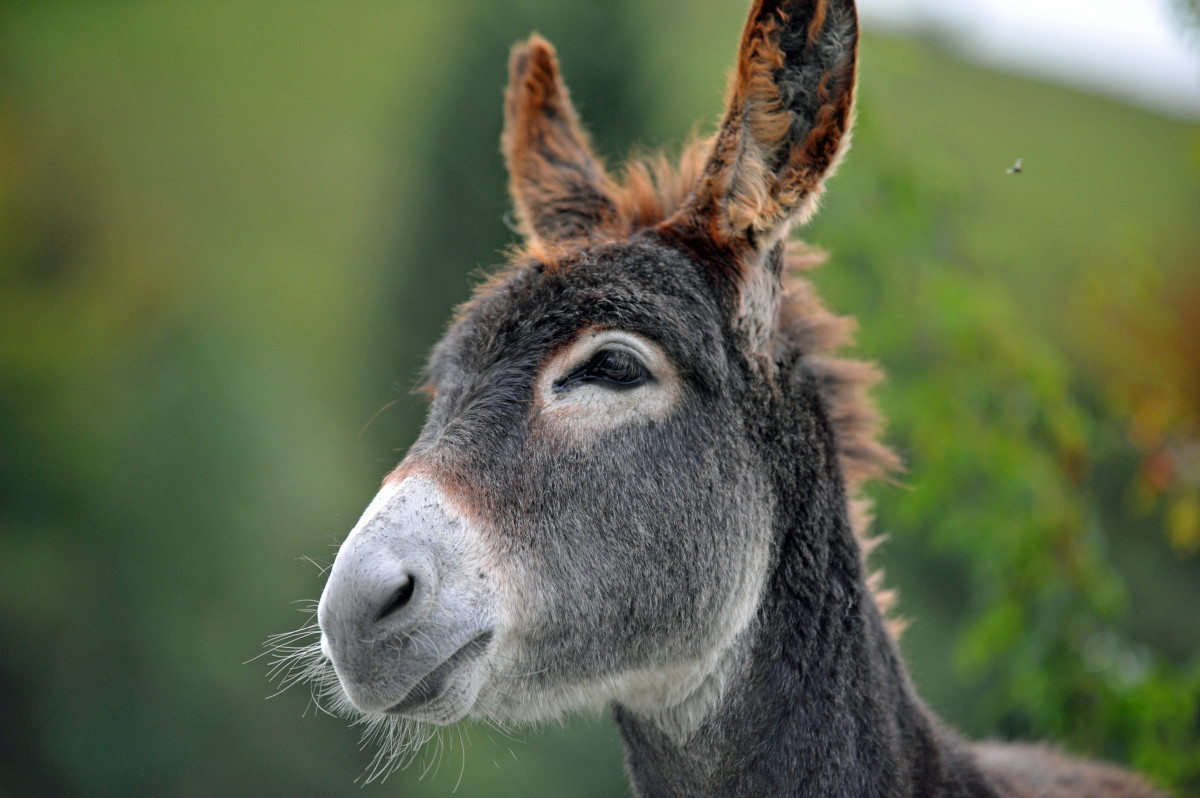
top-left (1, 2), bottom-right (1197, 796)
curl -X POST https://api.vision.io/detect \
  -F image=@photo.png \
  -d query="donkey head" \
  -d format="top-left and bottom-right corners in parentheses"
top-left (311, 0), bottom-right (890, 763)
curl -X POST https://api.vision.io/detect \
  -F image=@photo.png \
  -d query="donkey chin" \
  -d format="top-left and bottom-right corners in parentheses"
top-left (317, 477), bottom-right (500, 725)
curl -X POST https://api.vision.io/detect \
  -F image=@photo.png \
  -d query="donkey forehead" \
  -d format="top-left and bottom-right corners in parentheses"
top-left (429, 237), bottom-right (728, 387)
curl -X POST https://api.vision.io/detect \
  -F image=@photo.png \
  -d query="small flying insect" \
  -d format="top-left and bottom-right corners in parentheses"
top-left (1006, 157), bottom-right (1023, 174)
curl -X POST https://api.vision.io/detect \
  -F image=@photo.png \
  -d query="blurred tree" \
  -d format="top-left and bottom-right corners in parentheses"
top-left (808, 38), bottom-right (1200, 792)
top-left (1175, 0), bottom-right (1200, 45)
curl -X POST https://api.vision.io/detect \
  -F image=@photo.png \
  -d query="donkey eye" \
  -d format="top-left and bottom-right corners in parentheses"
top-left (588, 350), bottom-right (647, 384)
top-left (555, 348), bottom-right (650, 392)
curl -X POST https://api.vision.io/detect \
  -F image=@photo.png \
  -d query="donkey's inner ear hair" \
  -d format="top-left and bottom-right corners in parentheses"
top-left (502, 34), bottom-right (621, 246)
top-left (664, 0), bottom-right (859, 258)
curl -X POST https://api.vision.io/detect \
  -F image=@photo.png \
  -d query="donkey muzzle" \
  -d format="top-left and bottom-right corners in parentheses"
top-left (317, 477), bottom-right (496, 720)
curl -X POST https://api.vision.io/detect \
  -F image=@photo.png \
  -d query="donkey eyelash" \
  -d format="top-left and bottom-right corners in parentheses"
top-left (553, 348), bottom-right (653, 393)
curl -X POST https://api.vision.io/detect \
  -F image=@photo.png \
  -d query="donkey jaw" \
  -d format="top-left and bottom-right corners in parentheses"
top-left (316, 477), bottom-right (501, 721)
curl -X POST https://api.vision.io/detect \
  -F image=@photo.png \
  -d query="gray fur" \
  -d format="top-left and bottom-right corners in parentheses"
top-left (297, 1), bottom-right (1168, 795)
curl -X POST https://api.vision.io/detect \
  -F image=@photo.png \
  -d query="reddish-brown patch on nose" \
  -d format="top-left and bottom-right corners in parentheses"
top-left (383, 455), bottom-right (497, 543)
top-left (382, 458), bottom-right (429, 489)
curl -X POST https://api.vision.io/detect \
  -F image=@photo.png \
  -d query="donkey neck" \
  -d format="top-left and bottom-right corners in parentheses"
top-left (612, 373), bottom-right (992, 797)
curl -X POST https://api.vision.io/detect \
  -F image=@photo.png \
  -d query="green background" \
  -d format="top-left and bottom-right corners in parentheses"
top-left (1, 1), bottom-right (1198, 795)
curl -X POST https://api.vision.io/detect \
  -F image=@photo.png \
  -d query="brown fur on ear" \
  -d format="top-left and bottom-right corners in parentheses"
top-left (664, 0), bottom-right (858, 260)
top-left (503, 35), bottom-right (620, 245)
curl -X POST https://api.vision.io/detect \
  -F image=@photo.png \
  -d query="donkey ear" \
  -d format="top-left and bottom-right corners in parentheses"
top-left (669, 0), bottom-right (858, 258)
top-left (503, 35), bottom-right (620, 245)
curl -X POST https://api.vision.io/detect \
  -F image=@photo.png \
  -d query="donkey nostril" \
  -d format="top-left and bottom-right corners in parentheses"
top-left (376, 574), bottom-right (416, 623)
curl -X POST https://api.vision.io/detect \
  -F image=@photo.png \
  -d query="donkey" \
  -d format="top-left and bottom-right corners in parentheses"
top-left (295, 0), bottom-right (1166, 794)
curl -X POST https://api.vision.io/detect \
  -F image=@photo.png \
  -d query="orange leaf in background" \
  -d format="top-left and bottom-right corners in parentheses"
top-left (1140, 448), bottom-right (1176, 496)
